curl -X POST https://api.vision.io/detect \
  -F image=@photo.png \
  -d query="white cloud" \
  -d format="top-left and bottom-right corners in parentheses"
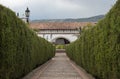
top-left (0, 0), bottom-right (27, 8)
top-left (53, 0), bottom-right (84, 10)
top-left (0, 0), bottom-right (117, 20)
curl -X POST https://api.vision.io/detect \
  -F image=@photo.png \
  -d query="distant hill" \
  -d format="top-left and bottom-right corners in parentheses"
top-left (31, 15), bottom-right (104, 22)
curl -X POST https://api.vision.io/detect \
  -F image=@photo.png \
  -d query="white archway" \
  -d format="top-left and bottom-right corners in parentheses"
top-left (50, 34), bottom-right (78, 43)
top-left (51, 36), bottom-right (71, 44)
top-left (38, 33), bottom-right (78, 44)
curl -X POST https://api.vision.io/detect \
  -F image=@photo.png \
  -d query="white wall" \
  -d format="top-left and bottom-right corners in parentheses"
top-left (37, 30), bottom-right (80, 43)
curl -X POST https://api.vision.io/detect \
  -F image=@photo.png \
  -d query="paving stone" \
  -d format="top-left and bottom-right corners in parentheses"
top-left (23, 53), bottom-right (95, 79)
top-left (37, 53), bottom-right (82, 79)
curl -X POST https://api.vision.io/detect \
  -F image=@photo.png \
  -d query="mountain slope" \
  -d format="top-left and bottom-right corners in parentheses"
top-left (32, 15), bottom-right (104, 22)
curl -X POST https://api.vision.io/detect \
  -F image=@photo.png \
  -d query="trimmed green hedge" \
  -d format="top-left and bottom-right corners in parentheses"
top-left (0, 5), bottom-right (55, 79)
top-left (66, 0), bottom-right (120, 79)
top-left (56, 45), bottom-right (65, 49)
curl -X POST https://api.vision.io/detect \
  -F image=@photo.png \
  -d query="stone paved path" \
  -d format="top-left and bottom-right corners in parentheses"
top-left (23, 52), bottom-right (94, 79)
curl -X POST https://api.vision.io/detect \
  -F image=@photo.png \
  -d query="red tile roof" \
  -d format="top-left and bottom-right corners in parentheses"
top-left (29, 22), bottom-right (96, 30)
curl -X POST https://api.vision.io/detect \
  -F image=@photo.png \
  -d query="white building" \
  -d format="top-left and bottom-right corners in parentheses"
top-left (37, 29), bottom-right (79, 44)
top-left (30, 22), bottom-right (96, 44)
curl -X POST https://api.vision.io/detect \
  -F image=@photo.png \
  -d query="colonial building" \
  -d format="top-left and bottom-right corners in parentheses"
top-left (30, 22), bottom-right (96, 44)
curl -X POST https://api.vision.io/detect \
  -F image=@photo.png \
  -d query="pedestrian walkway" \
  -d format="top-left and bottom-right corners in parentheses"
top-left (23, 52), bottom-right (94, 79)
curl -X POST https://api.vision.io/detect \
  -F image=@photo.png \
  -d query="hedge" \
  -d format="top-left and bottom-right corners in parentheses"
top-left (0, 5), bottom-right (55, 79)
top-left (56, 45), bottom-right (65, 49)
top-left (66, 0), bottom-right (120, 79)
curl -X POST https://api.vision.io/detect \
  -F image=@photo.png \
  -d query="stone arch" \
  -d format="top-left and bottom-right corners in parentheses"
top-left (51, 36), bottom-right (70, 45)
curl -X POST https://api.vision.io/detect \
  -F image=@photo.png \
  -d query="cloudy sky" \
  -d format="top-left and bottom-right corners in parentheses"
top-left (0, 0), bottom-right (117, 20)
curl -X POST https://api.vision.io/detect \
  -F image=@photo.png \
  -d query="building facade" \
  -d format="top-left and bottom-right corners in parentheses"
top-left (30, 22), bottom-right (96, 44)
top-left (37, 29), bottom-right (79, 44)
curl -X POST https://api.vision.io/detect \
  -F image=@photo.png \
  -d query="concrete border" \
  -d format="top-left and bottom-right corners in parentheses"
top-left (56, 49), bottom-right (66, 53)
top-left (22, 59), bottom-right (53, 79)
top-left (69, 59), bottom-right (95, 79)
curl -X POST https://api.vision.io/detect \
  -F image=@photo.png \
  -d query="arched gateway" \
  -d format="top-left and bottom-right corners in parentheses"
top-left (30, 22), bottom-right (96, 44)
